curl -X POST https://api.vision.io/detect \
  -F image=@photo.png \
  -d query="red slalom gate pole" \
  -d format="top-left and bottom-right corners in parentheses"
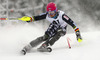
top-left (67, 37), bottom-right (71, 49)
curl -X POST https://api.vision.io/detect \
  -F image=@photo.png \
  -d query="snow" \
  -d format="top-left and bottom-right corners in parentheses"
top-left (0, 23), bottom-right (100, 60)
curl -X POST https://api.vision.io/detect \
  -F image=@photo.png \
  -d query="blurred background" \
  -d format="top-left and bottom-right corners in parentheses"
top-left (0, 0), bottom-right (100, 33)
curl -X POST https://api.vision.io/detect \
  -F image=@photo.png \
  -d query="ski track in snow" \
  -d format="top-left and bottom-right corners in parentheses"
top-left (0, 24), bottom-right (100, 60)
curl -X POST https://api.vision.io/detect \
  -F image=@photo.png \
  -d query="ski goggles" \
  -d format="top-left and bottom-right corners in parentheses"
top-left (47, 10), bottom-right (56, 17)
top-left (48, 10), bottom-right (56, 15)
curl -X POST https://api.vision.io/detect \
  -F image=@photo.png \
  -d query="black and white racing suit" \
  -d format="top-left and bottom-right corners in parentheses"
top-left (30, 10), bottom-right (79, 47)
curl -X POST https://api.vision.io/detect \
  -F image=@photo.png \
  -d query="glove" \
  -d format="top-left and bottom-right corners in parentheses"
top-left (20, 16), bottom-right (34, 22)
top-left (75, 31), bottom-right (82, 42)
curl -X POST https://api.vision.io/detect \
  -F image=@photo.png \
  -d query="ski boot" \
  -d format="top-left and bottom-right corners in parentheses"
top-left (21, 44), bottom-right (32, 55)
top-left (21, 48), bottom-right (27, 55)
top-left (37, 44), bottom-right (52, 52)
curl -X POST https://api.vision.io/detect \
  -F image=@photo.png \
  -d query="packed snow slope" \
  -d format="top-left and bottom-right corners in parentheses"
top-left (0, 23), bottom-right (100, 60)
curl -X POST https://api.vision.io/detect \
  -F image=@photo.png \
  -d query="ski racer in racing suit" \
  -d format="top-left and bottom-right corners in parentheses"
top-left (21, 2), bottom-right (82, 54)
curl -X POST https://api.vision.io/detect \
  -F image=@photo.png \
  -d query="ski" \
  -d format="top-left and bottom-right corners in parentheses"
top-left (21, 47), bottom-right (52, 55)
top-left (37, 47), bottom-right (52, 52)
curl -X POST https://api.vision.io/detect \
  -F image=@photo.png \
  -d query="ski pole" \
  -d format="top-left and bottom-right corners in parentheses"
top-left (0, 18), bottom-right (22, 20)
top-left (67, 37), bottom-right (71, 49)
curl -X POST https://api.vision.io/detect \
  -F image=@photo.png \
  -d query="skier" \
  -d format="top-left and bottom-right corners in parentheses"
top-left (21, 2), bottom-right (82, 55)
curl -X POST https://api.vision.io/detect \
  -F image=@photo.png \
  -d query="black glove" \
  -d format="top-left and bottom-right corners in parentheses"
top-left (75, 31), bottom-right (82, 42)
